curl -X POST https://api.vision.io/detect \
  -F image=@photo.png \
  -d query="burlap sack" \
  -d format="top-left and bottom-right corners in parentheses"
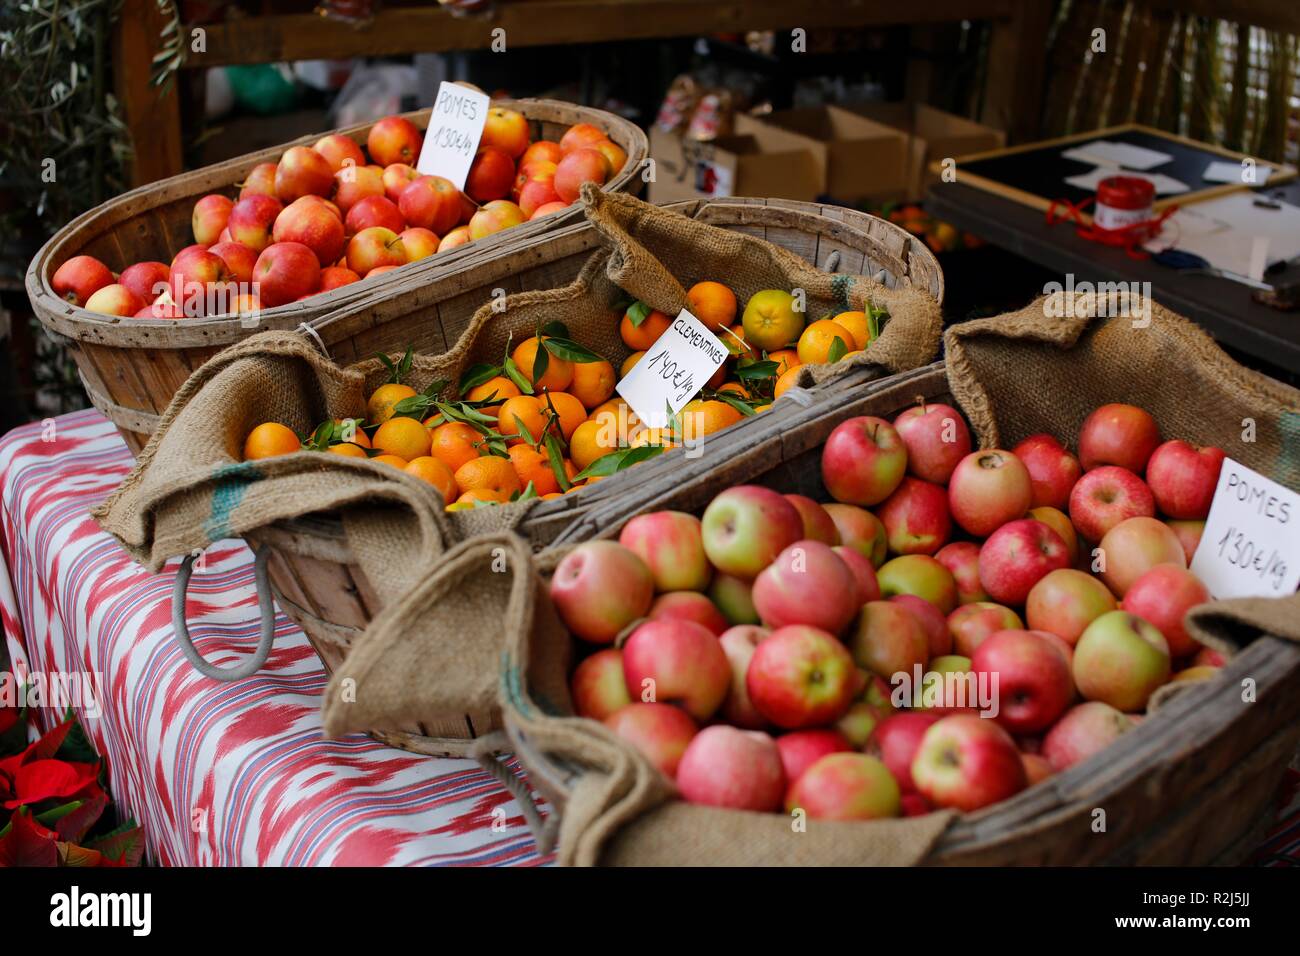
top-left (490, 288), bottom-right (1300, 865)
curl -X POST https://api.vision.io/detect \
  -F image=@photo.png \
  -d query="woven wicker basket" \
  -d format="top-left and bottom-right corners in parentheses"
top-left (26, 98), bottom-right (647, 455)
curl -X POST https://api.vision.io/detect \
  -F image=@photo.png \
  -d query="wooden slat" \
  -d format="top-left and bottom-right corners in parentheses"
top-left (112, 0), bottom-right (183, 185)
top-left (981, 0), bottom-right (1054, 141)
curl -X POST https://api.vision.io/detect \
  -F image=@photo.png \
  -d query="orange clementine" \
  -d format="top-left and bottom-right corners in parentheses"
top-left (333, 419), bottom-right (370, 447)
top-left (620, 309), bottom-right (671, 350)
top-left (372, 453), bottom-right (409, 468)
top-left (830, 311), bottom-right (874, 351)
top-left (508, 444), bottom-right (562, 495)
top-left (496, 395), bottom-right (547, 445)
top-left (568, 359), bottom-right (616, 409)
top-left (797, 319), bottom-right (855, 365)
top-left (512, 336), bottom-right (573, 392)
top-left (372, 416), bottom-right (432, 461)
top-left (243, 422), bottom-right (301, 460)
top-left (588, 399), bottom-right (643, 446)
top-left (630, 428), bottom-right (679, 449)
top-left (680, 399), bottom-right (743, 443)
top-left (716, 382), bottom-right (749, 398)
top-left (686, 280), bottom-right (737, 331)
top-left (404, 456), bottom-right (458, 502)
top-left (540, 492), bottom-right (564, 501)
top-left (620, 351), bottom-right (645, 379)
top-left (754, 403), bottom-right (772, 413)
top-left (570, 418), bottom-right (620, 470)
top-left (706, 363), bottom-right (727, 390)
top-left (720, 324), bottom-right (756, 360)
top-left (422, 413), bottom-right (446, 429)
top-left (768, 348), bottom-right (800, 377)
top-left (429, 421), bottom-right (483, 473)
top-left (540, 390), bottom-right (586, 441)
top-left (454, 454), bottom-right (522, 497)
top-left (466, 376), bottom-right (521, 419)
top-left (367, 383), bottom-right (417, 425)
top-left (774, 364), bottom-right (804, 398)
top-left (457, 488), bottom-right (510, 506)
top-left (327, 442), bottom-right (369, 459)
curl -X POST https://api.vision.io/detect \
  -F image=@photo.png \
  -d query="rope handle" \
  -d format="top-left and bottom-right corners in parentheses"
top-left (470, 731), bottom-right (559, 856)
top-left (172, 546), bottom-right (276, 681)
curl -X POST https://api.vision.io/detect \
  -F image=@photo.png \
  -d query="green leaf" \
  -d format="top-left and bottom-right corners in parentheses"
top-left (511, 413), bottom-right (538, 448)
top-left (867, 304), bottom-right (888, 341)
top-left (398, 346), bottom-right (414, 380)
top-left (516, 481), bottom-right (539, 502)
top-left (503, 356), bottom-right (535, 395)
top-left (392, 394), bottom-right (434, 418)
top-left (570, 449), bottom-right (628, 482)
top-left (459, 363), bottom-right (503, 393)
top-left (35, 800), bottom-right (84, 826)
top-left (626, 300), bottom-right (652, 327)
top-left (828, 335), bottom-right (848, 364)
top-left (712, 390), bottom-right (758, 417)
top-left (736, 360), bottom-right (779, 382)
top-left (543, 432), bottom-right (572, 492)
top-left (531, 340), bottom-right (550, 384)
top-left (540, 320), bottom-right (570, 339)
top-left (542, 336), bottom-right (603, 364)
top-left (618, 444), bottom-right (667, 469)
top-left (422, 378), bottom-right (450, 399)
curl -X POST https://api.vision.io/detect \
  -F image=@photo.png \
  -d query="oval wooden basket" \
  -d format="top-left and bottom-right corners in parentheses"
top-left (26, 98), bottom-right (647, 455)
top-left (505, 364), bottom-right (1300, 865)
top-left (249, 197), bottom-right (943, 755)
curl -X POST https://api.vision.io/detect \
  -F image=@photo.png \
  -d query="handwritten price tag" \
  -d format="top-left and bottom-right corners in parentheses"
top-left (1189, 457), bottom-right (1300, 599)
top-left (616, 309), bottom-right (728, 429)
top-left (415, 82), bottom-right (491, 190)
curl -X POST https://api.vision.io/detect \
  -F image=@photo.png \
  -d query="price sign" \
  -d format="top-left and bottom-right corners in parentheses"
top-left (1190, 457), bottom-right (1300, 599)
top-left (415, 82), bottom-right (491, 190)
top-left (616, 309), bottom-right (728, 429)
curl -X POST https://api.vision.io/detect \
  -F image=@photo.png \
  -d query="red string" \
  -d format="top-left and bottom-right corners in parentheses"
top-left (1045, 198), bottom-right (1178, 259)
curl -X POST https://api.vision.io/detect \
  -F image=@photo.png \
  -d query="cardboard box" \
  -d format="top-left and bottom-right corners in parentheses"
top-left (751, 106), bottom-right (910, 203)
top-left (848, 102), bottom-right (1006, 200)
top-left (647, 116), bottom-right (825, 204)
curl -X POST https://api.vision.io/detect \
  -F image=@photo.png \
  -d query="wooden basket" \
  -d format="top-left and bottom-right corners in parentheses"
top-left (26, 98), bottom-right (647, 455)
top-left (506, 364), bottom-right (1300, 865)
top-left (250, 198), bottom-right (943, 755)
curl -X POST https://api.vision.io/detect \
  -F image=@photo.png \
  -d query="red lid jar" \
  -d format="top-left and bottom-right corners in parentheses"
top-left (1093, 175), bottom-right (1155, 231)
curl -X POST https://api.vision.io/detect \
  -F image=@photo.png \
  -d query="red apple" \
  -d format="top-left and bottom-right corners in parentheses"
top-left (169, 247), bottom-right (232, 316)
top-left (1166, 519), bottom-right (1205, 564)
top-left (465, 147), bottom-right (517, 203)
top-left (948, 449), bottom-right (1033, 537)
top-left (834, 546), bottom-right (880, 605)
top-left (118, 261), bottom-right (170, 304)
top-left (468, 199), bottom-right (525, 240)
top-left (333, 163), bottom-right (387, 213)
top-left (227, 194), bottom-right (284, 252)
top-left (934, 541), bottom-right (988, 605)
top-left (911, 714), bottom-right (1027, 812)
top-left (481, 106), bottom-right (531, 158)
top-left (273, 196), bottom-right (346, 267)
top-left (718, 625), bottom-right (770, 728)
top-left (1145, 440), bottom-right (1225, 520)
top-left (399, 175), bottom-right (461, 235)
top-left (239, 162), bottom-right (278, 199)
top-left (892, 402), bottom-right (972, 484)
top-left (1194, 646), bottom-right (1226, 668)
top-left (823, 504), bottom-right (887, 567)
top-left (746, 624), bottom-right (856, 729)
top-left (382, 163), bottom-right (420, 204)
top-left (1068, 466), bottom-right (1155, 542)
top-left (344, 194), bottom-right (406, 237)
top-left (1012, 433), bottom-right (1082, 510)
top-left (1042, 700), bottom-right (1134, 771)
top-left (866, 711), bottom-right (940, 792)
top-left (649, 591), bottom-right (728, 636)
top-left (752, 540), bottom-right (860, 634)
top-left (1022, 753), bottom-right (1053, 785)
top-left (876, 555), bottom-right (958, 613)
top-left (947, 602), bottom-right (1023, 657)
top-left (84, 283), bottom-right (145, 317)
top-left (313, 133), bottom-right (366, 173)
top-left (530, 201), bottom-right (569, 220)
top-left (890, 594), bottom-right (950, 658)
top-left (785, 753), bottom-right (901, 820)
top-left (971, 629), bottom-right (1074, 734)
top-left (783, 494), bottom-right (840, 545)
top-left (850, 600), bottom-right (929, 680)
top-left (708, 573), bottom-right (760, 627)
top-left (1024, 568), bottom-right (1117, 646)
top-left (978, 518), bottom-right (1070, 606)
top-left (345, 226), bottom-right (407, 275)
top-left (877, 477), bottom-right (952, 555)
top-left (274, 145), bottom-right (335, 202)
top-left (251, 241), bottom-right (319, 307)
top-left (604, 702), bottom-right (697, 779)
top-left (319, 266), bottom-right (361, 291)
top-left (549, 540), bottom-right (653, 643)
top-left (821, 416), bottom-right (908, 506)
top-left (1097, 515), bottom-right (1186, 597)
top-left (1121, 564), bottom-right (1209, 658)
top-left (618, 510), bottom-right (712, 592)
top-left (367, 116), bottom-right (423, 167)
top-left (518, 178), bottom-right (563, 218)
top-left (776, 729), bottom-right (852, 784)
top-left (51, 254), bottom-right (114, 306)
top-left (521, 140), bottom-right (563, 168)
top-left (560, 122), bottom-right (608, 155)
top-left (1078, 403), bottom-right (1162, 473)
top-left (191, 194), bottom-right (234, 246)
top-left (438, 226), bottom-right (472, 252)
top-left (1028, 505), bottom-right (1079, 565)
top-left (571, 648), bottom-right (632, 721)
top-left (700, 485), bottom-right (803, 578)
top-left (622, 618), bottom-right (730, 720)
top-left (1072, 610), bottom-right (1170, 711)
top-left (676, 725), bottom-right (785, 811)
top-left (208, 241), bottom-right (258, 285)
top-left (835, 700), bottom-right (882, 747)
top-left (554, 147), bottom-right (611, 203)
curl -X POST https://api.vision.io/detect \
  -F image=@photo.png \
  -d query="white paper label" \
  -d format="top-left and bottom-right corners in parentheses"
top-left (616, 309), bottom-right (728, 429)
top-left (415, 82), bottom-right (491, 189)
top-left (1190, 457), bottom-right (1300, 599)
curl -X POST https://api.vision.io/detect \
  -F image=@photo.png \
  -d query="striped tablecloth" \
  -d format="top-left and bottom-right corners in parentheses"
top-left (0, 410), bottom-right (546, 866)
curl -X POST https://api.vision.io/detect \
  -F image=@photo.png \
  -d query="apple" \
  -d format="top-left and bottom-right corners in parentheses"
top-left (622, 618), bottom-right (730, 720)
top-left (1028, 506), bottom-right (1079, 565)
top-left (866, 712), bottom-right (940, 791)
top-left (273, 196), bottom-right (346, 267)
top-left (554, 147), bottom-right (611, 203)
top-left (892, 402), bottom-right (972, 484)
top-left (382, 163), bottom-right (420, 204)
top-left (915, 654), bottom-right (976, 714)
top-left (1021, 753), bottom-right (1053, 785)
top-left (850, 600), bottom-right (929, 680)
top-left (468, 199), bottom-right (526, 240)
top-left (1042, 701), bottom-right (1134, 771)
top-left (971, 630), bottom-right (1073, 734)
top-left (911, 714), bottom-right (1027, 812)
top-left (834, 546), bottom-right (880, 605)
top-left (835, 701), bottom-right (882, 747)
top-left (1173, 665), bottom-right (1220, 683)
top-left (948, 449), bottom-right (1033, 536)
top-left (877, 477), bottom-right (952, 555)
top-left (399, 175), bottom-right (461, 235)
top-left (191, 194), bottom-right (234, 245)
top-left (785, 753), bottom-right (901, 820)
top-left (708, 573), bottom-right (760, 626)
top-left (934, 541), bottom-right (987, 605)
top-left (136, 298), bottom-right (182, 319)
top-left (1097, 515), bottom-right (1186, 597)
top-left (603, 702), bottom-right (697, 779)
top-left (84, 283), bottom-right (145, 317)
top-left (649, 591), bottom-right (728, 636)
top-left (560, 122), bottom-right (609, 155)
top-left (1078, 403), bottom-right (1161, 473)
top-left (319, 266), bottom-right (361, 291)
top-left (701, 485), bottom-right (803, 578)
top-left (332, 163), bottom-right (386, 213)
top-left (1012, 433), bottom-right (1082, 510)
top-left (676, 725), bottom-right (785, 811)
top-left (1068, 466), bottom-right (1155, 542)
top-left (227, 194), bottom-right (284, 252)
top-left (118, 261), bottom-right (170, 304)
top-left (821, 416), bottom-right (908, 506)
top-left (169, 247), bottom-right (232, 315)
top-left (466, 147), bottom-right (517, 203)
top-left (345, 226), bottom-right (407, 275)
top-left (571, 648), bottom-right (632, 721)
top-left (530, 201), bottom-right (568, 220)
top-left (313, 133), bottom-right (366, 173)
top-left (344, 194), bottom-right (406, 237)
top-left (274, 146), bottom-right (334, 202)
top-left (239, 162), bottom-right (278, 199)
top-left (1072, 610), bottom-right (1171, 711)
top-left (947, 602), bottom-right (1023, 657)
top-left (549, 540), bottom-right (653, 643)
top-left (399, 227), bottom-right (440, 262)
top-left (823, 504), bottom-right (887, 567)
top-left (518, 178), bottom-right (563, 218)
top-left (591, 139), bottom-right (627, 176)
top-left (618, 510), bottom-right (712, 592)
top-left (1166, 519), bottom-right (1205, 564)
top-left (746, 624), bottom-right (856, 729)
top-left (367, 116), bottom-right (423, 167)
top-left (784, 494), bottom-right (840, 545)
top-left (776, 729), bottom-right (852, 784)
top-left (51, 254), bottom-right (114, 306)
top-left (1194, 646), bottom-right (1226, 668)
top-left (752, 540), bottom-right (860, 634)
top-left (1121, 564), bottom-right (1209, 658)
top-left (876, 555), bottom-right (958, 614)
top-left (889, 594), bottom-right (950, 658)
top-left (977, 518), bottom-right (1070, 606)
top-left (718, 625), bottom-right (770, 728)
top-left (438, 226), bottom-right (473, 253)
top-left (1145, 440), bottom-right (1225, 519)
top-left (481, 106), bottom-right (530, 158)
top-left (1024, 568), bottom-right (1117, 645)
top-left (521, 140), bottom-right (563, 168)
top-left (248, 241), bottom-right (318, 308)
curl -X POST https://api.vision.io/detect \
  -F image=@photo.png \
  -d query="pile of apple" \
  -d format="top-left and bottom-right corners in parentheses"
top-left (50, 109), bottom-right (627, 318)
top-left (551, 400), bottom-right (1227, 820)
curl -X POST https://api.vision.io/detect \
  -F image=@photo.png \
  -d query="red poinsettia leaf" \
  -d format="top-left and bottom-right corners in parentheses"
top-left (0, 706), bottom-right (18, 737)
top-left (30, 718), bottom-right (75, 761)
top-left (4, 759), bottom-right (100, 810)
top-left (86, 820), bottom-right (145, 868)
top-left (38, 789), bottom-right (108, 843)
top-left (0, 807), bottom-right (59, 867)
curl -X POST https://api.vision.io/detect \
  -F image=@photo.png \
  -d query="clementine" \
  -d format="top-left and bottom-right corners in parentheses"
top-left (797, 319), bottom-right (855, 365)
top-left (372, 416), bottom-right (431, 461)
top-left (404, 456), bottom-right (458, 502)
top-left (243, 422), bottom-right (301, 460)
top-left (619, 309), bottom-right (671, 350)
top-left (366, 383), bottom-right (417, 425)
top-left (508, 444), bottom-right (562, 495)
top-left (568, 359), bottom-right (616, 409)
top-left (429, 421), bottom-right (483, 473)
top-left (540, 390), bottom-right (586, 441)
top-left (686, 280), bottom-right (737, 331)
top-left (454, 454), bottom-right (522, 497)
top-left (496, 395), bottom-right (547, 445)
top-left (512, 336), bottom-right (574, 392)
top-left (830, 311), bottom-right (874, 351)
